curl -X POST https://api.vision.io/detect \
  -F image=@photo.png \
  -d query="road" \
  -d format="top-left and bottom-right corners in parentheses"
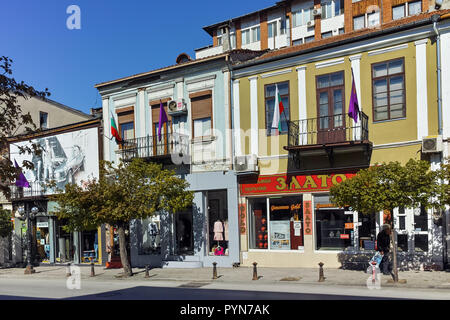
top-left (0, 277), bottom-right (448, 300)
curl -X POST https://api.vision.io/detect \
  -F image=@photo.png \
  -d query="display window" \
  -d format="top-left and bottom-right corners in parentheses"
top-left (208, 190), bottom-right (229, 256)
top-left (315, 209), bottom-right (353, 250)
top-left (55, 219), bottom-right (74, 263)
top-left (138, 215), bottom-right (161, 255)
top-left (81, 229), bottom-right (99, 263)
top-left (358, 212), bottom-right (377, 250)
top-left (175, 208), bottom-right (194, 255)
top-left (249, 196), bottom-right (303, 251)
top-left (35, 217), bottom-right (50, 262)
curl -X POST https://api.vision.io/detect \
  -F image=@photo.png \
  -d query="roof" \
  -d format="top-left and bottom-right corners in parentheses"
top-left (94, 49), bottom-right (267, 90)
top-left (27, 96), bottom-right (92, 119)
top-left (233, 10), bottom-right (450, 70)
top-left (202, 1), bottom-right (288, 36)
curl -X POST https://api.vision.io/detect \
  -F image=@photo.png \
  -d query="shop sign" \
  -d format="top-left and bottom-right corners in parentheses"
top-left (340, 234), bottom-right (350, 239)
top-left (36, 217), bottom-right (48, 228)
top-left (345, 223), bottom-right (354, 229)
top-left (240, 173), bottom-right (356, 195)
top-left (239, 203), bottom-right (246, 235)
top-left (303, 200), bottom-right (313, 235)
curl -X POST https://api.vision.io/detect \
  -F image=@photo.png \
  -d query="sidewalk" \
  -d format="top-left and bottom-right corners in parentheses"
top-left (1, 264), bottom-right (449, 290)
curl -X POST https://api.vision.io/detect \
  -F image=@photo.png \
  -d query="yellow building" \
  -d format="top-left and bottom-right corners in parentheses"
top-left (231, 10), bottom-right (450, 269)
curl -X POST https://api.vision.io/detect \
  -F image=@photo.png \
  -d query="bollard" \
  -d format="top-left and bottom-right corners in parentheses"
top-left (318, 262), bottom-right (325, 282)
top-left (90, 262), bottom-right (95, 277)
top-left (145, 265), bottom-right (150, 278)
top-left (66, 263), bottom-right (71, 277)
top-left (212, 262), bottom-right (218, 280)
top-left (252, 262), bottom-right (258, 280)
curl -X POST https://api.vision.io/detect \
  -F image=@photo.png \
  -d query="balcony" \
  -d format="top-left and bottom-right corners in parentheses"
top-left (10, 181), bottom-right (48, 200)
top-left (284, 111), bottom-right (372, 170)
top-left (118, 133), bottom-right (190, 164)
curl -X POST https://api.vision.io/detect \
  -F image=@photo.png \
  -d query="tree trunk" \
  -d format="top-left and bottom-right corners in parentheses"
top-left (117, 223), bottom-right (132, 277)
top-left (389, 215), bottom-right (399, 282)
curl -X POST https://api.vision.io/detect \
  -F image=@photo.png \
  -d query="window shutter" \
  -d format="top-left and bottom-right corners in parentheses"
top-left (190, 91), bottom-right (212, 120)
top-left (116, 106), bottom-right (134, 124)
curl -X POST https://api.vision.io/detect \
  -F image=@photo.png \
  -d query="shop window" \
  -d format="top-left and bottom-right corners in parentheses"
top-left (208, 190), bottom-right (229, 256)
top-left (175, 208), bottom-right (194, 255)
top-left (414, 234), bottom-right (428, 252)
top-left (372, 58), bottom-right (405, 121)
top-left (249, 198), bottom-right (268, 249)
top-left (81, 229), bottom-right (98, 263)
top-left (264, 81), bottom-right (290, 136)
top-left (138, 215), bottom-right (161, 255)
top-left (414, 206), bottom-right (428, 232)
top-left (358, 213), bottom-right (376, 250)
top-left (249, 196), bottom-right (303, 251)
top-left (397, 234), bottom-right (408, 252)
top-left (269, 197), bottom-right (303, 250)
top-left (316, 209), bottom-right (353, 250)
top-left (36, 217), bottom-right (50, 262)
top-left (55, 219), bottom-right (74, 263)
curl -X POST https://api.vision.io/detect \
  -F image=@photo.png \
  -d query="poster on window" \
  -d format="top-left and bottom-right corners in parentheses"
top-left (270, 221), bottom-right (290, 250)
top-left (10, 127), bottom-right (99, 195)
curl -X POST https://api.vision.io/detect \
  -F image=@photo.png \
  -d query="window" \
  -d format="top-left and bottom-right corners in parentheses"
top-left (268, 21), bottom-right (277, 38)
top-left (372, 58), bottom-right (405, 121)
top-left (293, 38), bottom-right (303, 46)
top-left (251, 26), bottom-right (260, 42)
top-left (338, 27), bottom-right (345, 35)
top-left (138, 216), bottom-right (161, 255)
top-left (249, 196), bottom-right (304, 250)
top-left (368, 11), bottom-right (380, 27)
top-left (208, 190), bottom-right (229, 256)
top-left (151, 102), bottom-right (172, 155)
top-left (216, 28), bottom-right (223, 46)
top-left (393, 4), bottom-right (406, 20)
top-left (39, 112), bottom-right (48, 129)
top-left (292, 10), bottom-right (302, 27)
top-left (358, 212), bottom-right (376, 250)
top-left (334, 0), bottom-right (345, 16)
top-left (408, 0), bottom-right (422, 15)
top-left (316, 207), bottom-right (354, 250)
top-left (191, 91), bottom-right (213, 138)
top-left (353, 15), bottom-right (365, 30)
top-left (117, 108), bottom-right (135, 141)
top-left (230, 33), bottom-right (236, 49)
top-left (321, 1), bottom-right (332, 19)
top-left (265, 82), bottom-right (290, 135)
top-left (280, 18), bottom-right (286, 35)
top-left (322, 31), bottom-right (333, 38)
top-left (242, 29), bottom-right (250, 45)
top-left (305, 35), bottom-right (315, 43)
top-left (304, 8), bottom-right (314, 24)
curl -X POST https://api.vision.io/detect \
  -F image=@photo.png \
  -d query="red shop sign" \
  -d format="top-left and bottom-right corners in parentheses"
top-left (303, 200), bottom-right (313, 235)
top-left (240, 173), bottom-right (356, 196)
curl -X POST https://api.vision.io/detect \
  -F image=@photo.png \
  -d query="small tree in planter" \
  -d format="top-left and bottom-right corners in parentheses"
top-left (329, 159), bottom-right (441, 282)
top-left (51, 158), bottom-right (194, 277)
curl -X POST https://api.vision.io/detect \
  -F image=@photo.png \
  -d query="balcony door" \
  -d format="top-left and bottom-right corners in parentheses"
top-left (316, 72), bottom-right (345, 144)
top-left (151, 102), bottom-right (172, 157)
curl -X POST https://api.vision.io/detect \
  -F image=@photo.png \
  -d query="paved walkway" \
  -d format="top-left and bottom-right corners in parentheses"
top-left (1, 264), bottom-right (449, 290)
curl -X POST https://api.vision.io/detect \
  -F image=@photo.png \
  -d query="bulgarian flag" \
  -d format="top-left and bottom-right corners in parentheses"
top-left (110, 113), bottom-right (122, 144)
top-left (271, 85), bottom-right (285, 136)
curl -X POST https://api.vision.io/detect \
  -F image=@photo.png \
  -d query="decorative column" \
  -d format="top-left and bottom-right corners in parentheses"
top-left (138, 88), bottom-right (146, 138)
top-left (349, 54), bottom-right (362, 140)
top-left (296, 66), bottom-right (307, 145)
top-left (102, 97), bottom-right (111, 162)
top-left (233, 79), bottom-right (242, 157)
top-left (415, 39), bottom-right (429, 140)
top-left (249, 76), bottom-right (259, 156)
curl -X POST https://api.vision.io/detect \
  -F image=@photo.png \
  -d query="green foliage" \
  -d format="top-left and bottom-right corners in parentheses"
top-left (50, 158), bottom-right (194, 232)
top-left (0, 208), bottom-right (13, 238)
top-left (435, 157), bottom-right (450, 208)
top-left (0, 56), bottom-right (50, 198)
top-left (330, 159), bottom-right (441, 215)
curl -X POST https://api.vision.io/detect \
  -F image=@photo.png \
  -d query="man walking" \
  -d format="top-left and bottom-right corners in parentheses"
top-left (377, 224), bottom-right (393, 277)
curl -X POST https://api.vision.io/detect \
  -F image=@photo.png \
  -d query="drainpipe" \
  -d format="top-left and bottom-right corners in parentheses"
top-left (432, 14), bottom-right (443, 136)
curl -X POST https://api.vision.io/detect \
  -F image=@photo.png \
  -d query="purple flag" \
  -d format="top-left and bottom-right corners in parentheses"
top-left (14, 159), bottom-right (30, 188)
top-left (348, 69), bottom-right (360, 123)
top-left (158, 100), bottom-right (168, 141)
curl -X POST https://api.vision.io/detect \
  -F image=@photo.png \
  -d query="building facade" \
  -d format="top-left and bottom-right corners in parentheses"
top-left (231, 9), bottom-right (450, 270)
top-left (95, 51), bottom-right (264, 268)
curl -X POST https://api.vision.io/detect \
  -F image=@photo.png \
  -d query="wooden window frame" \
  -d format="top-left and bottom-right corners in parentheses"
top-left (315, 71), bottom-right (346, 129)
top-left (150, 101), bottom-right (172, 155)
top-left (190, 90), bottom-right (213, 139)
top-left (371, 57), bottom-right (406, 122)
top-left (264, 80), bottom-right (290, 136)
top-left (116, 107), bottom-right (135, 148)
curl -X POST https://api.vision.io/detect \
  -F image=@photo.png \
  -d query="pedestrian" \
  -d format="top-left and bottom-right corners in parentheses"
top-left (376, 224), bottom-right (393, 277)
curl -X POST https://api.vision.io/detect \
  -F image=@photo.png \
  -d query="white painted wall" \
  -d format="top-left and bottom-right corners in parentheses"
top-left (321, 14), bottom-right (345, 34)
top-left (195, 45), bottom-right (223, 59)
top-left (441, 29), bottom-right (450, 139)
top-left (414, 39), bottom-right (429, 140)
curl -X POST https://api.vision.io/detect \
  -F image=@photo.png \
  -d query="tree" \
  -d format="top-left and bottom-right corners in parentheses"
top-left (329, 159), bottom-right (441, 282)
top-left (50, 158), bottom-right (194, 276)
top-left (0, 56), bottom-right (50, 197)
top-left (0, 208), bottom-right (13, 238)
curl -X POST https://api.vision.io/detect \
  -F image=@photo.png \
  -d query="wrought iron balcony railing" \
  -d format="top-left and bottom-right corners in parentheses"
top-left (10, 181), bottom-right (48, 200)
top-left (118, 132), bottom-right (190, 162)
top-left (287, 111), bottom-right (369, 148)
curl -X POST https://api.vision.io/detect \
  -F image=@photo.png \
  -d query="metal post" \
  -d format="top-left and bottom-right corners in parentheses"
top-left (66, 263), bottom-right (71, 277)
top-left (252, 262), bottom-right (258, 280)
top-left (212, 262), bottom-right (218, 280)
top-left (318, 262), bottom-right (325, 282)
top-left (90, 262), bottom-right (95, 277)
top-left (145, 265), bottom-right (150, 278)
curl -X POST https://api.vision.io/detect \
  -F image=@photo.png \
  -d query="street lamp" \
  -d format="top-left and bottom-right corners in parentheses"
top-left (17, 205), bottom-right (39, 274)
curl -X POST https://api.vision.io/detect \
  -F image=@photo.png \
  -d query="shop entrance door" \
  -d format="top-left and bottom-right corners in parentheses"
top-left (174, 209), bottom-right (194, 255)
top-left (55, 219), bottom-right (74, 263)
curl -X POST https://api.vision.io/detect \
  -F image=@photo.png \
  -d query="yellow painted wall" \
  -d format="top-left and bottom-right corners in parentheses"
top-left (371, 143), bottom-right (422, 165)
top-left (427, 39), bottom-right (439, 136)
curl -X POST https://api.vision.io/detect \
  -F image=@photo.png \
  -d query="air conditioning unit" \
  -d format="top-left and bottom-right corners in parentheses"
top-left (307, 20), bottom-right (315, 28)
top-left (234, 154), bottom-right (258, 172)
top-left (167, 99), bottom-right (187, 115)
top-left (422, 135), bottom-right (443, 153)
top-left (312, 8), bottom-right (321, 16)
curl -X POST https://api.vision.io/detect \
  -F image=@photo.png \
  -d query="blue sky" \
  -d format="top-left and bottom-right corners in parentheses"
top-left (1, 0), bottom-right (274, 115)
